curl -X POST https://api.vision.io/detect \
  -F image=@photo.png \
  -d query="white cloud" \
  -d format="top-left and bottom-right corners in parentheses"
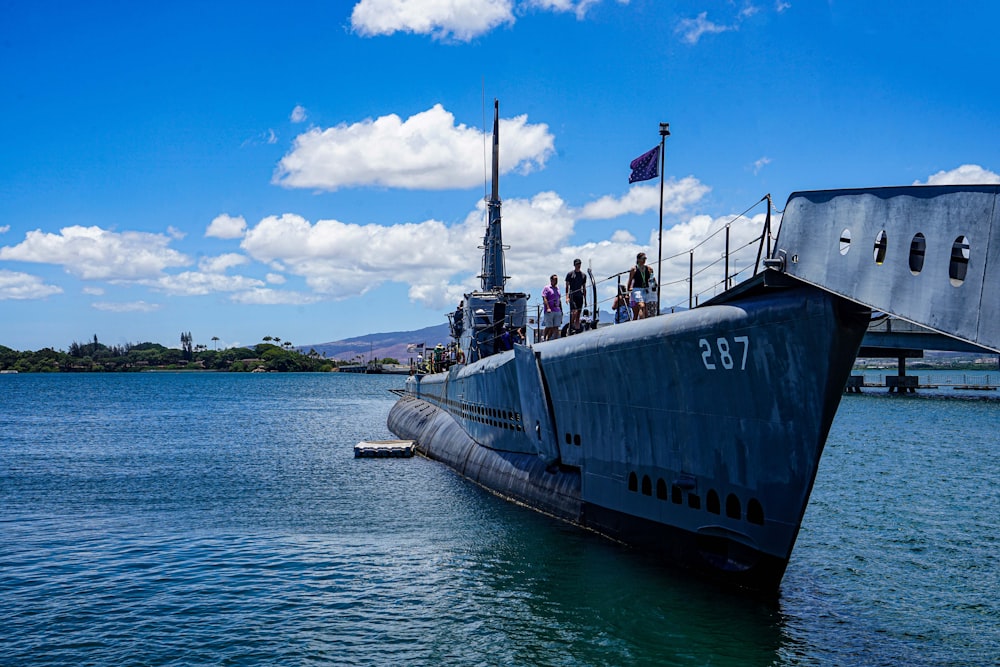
top-left (234, 181), bottom-right (734, 313)
top-left (273, 104), bottom-right (554, 191)
top-left (677, 3), bottom-right (769, 45)
top-left (0, 226), bottom-right (189, 280)
top-left (0, 225), bottom-right (10, 234)
top-left (497, 198), bottom-right (772, 312)
top-left (0, 269), bottom-right (63, 300)
top-left (198, 253), bottom-right (249, 273)
top-left (914, 164), bottom-right (1000, 185)
top-left (0, 172), bottom-right (767, 315)
top-left (91, 301), bottom-right (161, 313)
top-left (230, 288), bottom-right (323, 305)
top-left (82, 286), bottom-right (104, 296)
top-left (676, 12), bottom-right (732, 44)
top-left (241, 212), bottom-right (465, 299)
top-left (235, 190), bottom-right (579, 311)
top-left (775, 1), bottom-right (791, 13)
top-left (206, 214), bottom-right (248, 239)
top-left (241, 130), bottom-right (278, 148)
top-left (577, 176), bottom-right (710, 220)
top-left (290, 105), bottom-right (307, 123)
top-left (524, 0), bottom-right (614, 20)
top-left (147, 272), bottom-right (266, 297)
top-left (351, 0), bottom-right (515, 41)
top-left (753, 156), bottom-right (771, 174)
top-left (350, 0), bottom-right (628, 39)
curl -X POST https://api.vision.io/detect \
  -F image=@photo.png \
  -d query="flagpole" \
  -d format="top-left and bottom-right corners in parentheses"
top-left (656, 122), bottom-right (670, 315)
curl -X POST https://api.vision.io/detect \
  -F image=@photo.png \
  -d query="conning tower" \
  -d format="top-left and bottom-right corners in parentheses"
top-left (454, 99), bottom-right (528, 363)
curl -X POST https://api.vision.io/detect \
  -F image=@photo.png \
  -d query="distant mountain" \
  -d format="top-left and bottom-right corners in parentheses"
top-left (301, 307), bottom-right (646, 363)
top-left (300, 310), bottom-right (642, 362)
top-left (303, 322), bottom-right (451, 362)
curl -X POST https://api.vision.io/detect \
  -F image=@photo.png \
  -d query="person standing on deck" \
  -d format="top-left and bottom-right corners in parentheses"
top-left (613, 284), bottom-right (631, 323)
top-left (452, 301), bottom-right (464, 338)
top-left (627, 252), bottom-right (654, 320)
top-left (541, 274), bottom-right (562, 341)
top-left (565, 258), bottom-right (587, 334)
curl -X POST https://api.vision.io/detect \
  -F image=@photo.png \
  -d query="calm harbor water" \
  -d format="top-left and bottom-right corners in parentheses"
top-left (1, 372), bottom-right (997, 666)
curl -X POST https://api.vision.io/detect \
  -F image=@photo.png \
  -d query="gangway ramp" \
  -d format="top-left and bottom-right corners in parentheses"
top-left (770, 185), bottom-right (998, 353)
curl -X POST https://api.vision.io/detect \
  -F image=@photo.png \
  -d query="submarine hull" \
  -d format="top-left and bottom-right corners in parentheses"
top-left (389, 279), bottom-right (870, 592)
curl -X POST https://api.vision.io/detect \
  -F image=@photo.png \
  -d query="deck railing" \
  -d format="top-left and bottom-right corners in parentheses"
top-left (588, 195), bottom-right (775, 322)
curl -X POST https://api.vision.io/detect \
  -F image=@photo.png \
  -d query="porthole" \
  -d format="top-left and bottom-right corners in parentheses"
top-left (573, 434), bottom-right (581, 446)
top-left (565, 433), bottom-right (572, 445)
top-left (747, 498), bottom-right (764, 525)
top-left (706, 489), bottom-right (721, 514)
top-left (726, 493), bottom-right (741, 519)
top-left (873, 229), bottom-right (888, 265)
top-left (839, 229), bottom-right (852, 255)
top-left (641, 475), bottom-right (652, 496)
top-left (687, 493), bottom-right (701, 509)
top-left (671, 484), bottom-right (683, 504)
top-left (656, 478), bottom-right (668, 500)
top-left (628, 472), bottom-right (638, 492)
top-left (949, 235), bottom-right (970, 286)
top-left (909, 233), bottom-right (926, 275)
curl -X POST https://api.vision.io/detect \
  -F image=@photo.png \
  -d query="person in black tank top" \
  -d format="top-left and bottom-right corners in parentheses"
top-left (627, 252), bottom-right (654, 320)
top-left (564, 258), bottom-right (587, 334)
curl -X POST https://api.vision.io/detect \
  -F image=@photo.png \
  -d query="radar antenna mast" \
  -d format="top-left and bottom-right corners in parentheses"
top-left (480, 99), bottom-right (506, 291)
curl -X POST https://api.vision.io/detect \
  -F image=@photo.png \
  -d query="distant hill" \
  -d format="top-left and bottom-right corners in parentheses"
top-left (302, 310), bottom-right (630, 362)
top-left (303, 322), bottom-right (451, 362)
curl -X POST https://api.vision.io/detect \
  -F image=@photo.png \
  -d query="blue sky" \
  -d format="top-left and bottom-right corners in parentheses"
top-left (2, 0), bottom-right (998, 352)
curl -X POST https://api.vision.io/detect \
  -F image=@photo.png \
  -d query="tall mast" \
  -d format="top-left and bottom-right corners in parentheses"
top-left (481, 99), bottom-right (506, 291)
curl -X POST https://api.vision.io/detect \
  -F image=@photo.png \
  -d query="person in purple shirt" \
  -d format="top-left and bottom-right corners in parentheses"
top-left (541, 274), bottom-right (562, 341)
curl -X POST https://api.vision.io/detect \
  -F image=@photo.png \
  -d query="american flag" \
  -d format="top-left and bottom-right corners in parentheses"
top-left (628, 145), bottom-right (660, 183)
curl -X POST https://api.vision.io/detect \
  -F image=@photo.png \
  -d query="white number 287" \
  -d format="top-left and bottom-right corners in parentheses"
top-left (699, 336), bottom-right (749, 370)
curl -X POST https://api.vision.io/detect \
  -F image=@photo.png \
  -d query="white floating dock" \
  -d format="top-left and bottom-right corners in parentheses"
top-left (354, 439), bottom-right (416, 458)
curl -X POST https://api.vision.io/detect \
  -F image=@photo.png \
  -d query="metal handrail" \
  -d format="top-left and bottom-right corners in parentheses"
top-left (582, 195), bottom-right (773, 318)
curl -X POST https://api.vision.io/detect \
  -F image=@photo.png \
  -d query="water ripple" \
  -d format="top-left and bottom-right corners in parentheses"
top-left (1, 373), bottom-right (997, 665)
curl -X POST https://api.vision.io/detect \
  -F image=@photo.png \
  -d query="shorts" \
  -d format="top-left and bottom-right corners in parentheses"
top-left (630, 288), bottom-right (649, 307)
top-left (569, 294), bottom-right (584, 311)
top-left (542, 310), bottom-right (563, 329)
